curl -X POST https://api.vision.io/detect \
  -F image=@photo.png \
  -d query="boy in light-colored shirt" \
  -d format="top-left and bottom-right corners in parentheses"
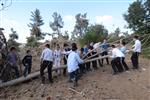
top-left (67, 43), bottom-right (83, 87)
top-left (131, 35), bottom-right (141, 69)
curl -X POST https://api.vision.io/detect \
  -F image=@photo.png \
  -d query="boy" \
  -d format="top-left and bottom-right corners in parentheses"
top-left (67, 43), bottom-right (83, 87)
top-left (100, 39), bottom-right (109, 65)
top-left (22, 50), bottom-right (32, 77)
top-left (110, 45), bottom-right (124, 74)
top-left (131, 35), bottom-right (141, 69)
top-left (40, 44), bottom-right (54, 84)
top-left (7, 47), bottom-right (19, 78)
top-left (54, 45), bottom-right (62, 76)
top-left (119, 41), bottom-right (129, 71)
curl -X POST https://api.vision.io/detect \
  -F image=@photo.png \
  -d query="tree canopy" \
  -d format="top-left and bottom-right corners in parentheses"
top-left (124, 0), bottom-right (150, 34)
top-left (79, 24), bottom-right (108, 46)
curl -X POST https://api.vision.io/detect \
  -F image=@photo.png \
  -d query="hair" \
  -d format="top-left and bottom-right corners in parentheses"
top-left (111, 44), bottom-right (116, 48)
top-left (134, 35), bottom-right (139, 39)
top-left (45, 44), bottom-right (50, 48)
top-left (10, 47), bottom-right (16, 51)
top-left (63, 43), bottom-right (68, 47)
top-left (72, 43), bottom-right (77, 51)
top-left (122, 41), bottom-right (126, 46)
top-left (26, 50), bottom-right (31, 53)
top-left (80, 48), bottom-right (84, 52)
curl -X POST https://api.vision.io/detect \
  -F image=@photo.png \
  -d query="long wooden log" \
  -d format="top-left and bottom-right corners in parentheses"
top-left (0, 55), bottom-right (109, 88)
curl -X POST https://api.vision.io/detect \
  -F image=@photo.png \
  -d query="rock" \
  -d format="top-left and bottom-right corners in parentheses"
top-left (30, 94), bottom-right (33, 97)
top-left (47, 96), bottom-right (51, 100)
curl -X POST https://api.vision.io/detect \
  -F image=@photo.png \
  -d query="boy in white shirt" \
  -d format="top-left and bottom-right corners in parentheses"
top-left (67, 43), bottom-right (83, 87)
top-left (54, 45), bottom-right (62, 75)
top-left (131, 35), bottom-right (141, 69)
top-left (110, 45), bottom-right (124, 74)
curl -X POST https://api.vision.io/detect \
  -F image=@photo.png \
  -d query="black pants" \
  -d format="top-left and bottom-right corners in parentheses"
top-left (40, 61), bottom-right (53, 82)
top-left (85, 62), bottom-right (91, 71)
top-left (92, 52), bottom-right (98, 70)
top-left (23, 64), bottom-right (31, 77)
top-left (63, 57), bottom-right (67, 76)
top-left (111, 57), bottom-right (124, 73)
top-left (131, 52), bottom-right (140, 69)
top-left (79, 63), bottom-right (86, 74)
top-left (121, 57), bottom-right (129, 70)
top-left (12, 66), bottom-right (19, 78)
top-left (101, 51), bottom-right (109, 65)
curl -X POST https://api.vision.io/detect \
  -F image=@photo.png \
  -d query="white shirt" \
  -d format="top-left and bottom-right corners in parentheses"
top-left (111, 48), bottom-right (125, 58)
top-left (67, 51), bottom-right (83, 73)
top-left (41, 48), bottom-right (53, 61)
top-left (133, 40), bottom-right (141, 53)
top-left (54, 49), bottom-right (62, 59)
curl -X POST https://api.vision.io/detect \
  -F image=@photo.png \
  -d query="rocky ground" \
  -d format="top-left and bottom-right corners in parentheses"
top-left (0, 55), bottom-right (150, 100)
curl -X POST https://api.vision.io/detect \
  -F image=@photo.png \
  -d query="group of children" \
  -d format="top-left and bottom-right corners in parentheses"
top-left (4, 35), bottom-right (141, 88)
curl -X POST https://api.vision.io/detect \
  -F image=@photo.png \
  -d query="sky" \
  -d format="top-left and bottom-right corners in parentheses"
top-left (0, 0), bottom-right (135, 43)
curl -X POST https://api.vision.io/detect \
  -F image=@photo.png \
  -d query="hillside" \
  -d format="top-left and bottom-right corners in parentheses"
top-left (0, 55), bottom-right (149, 100)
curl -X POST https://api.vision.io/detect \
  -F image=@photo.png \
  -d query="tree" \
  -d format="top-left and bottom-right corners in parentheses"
top-left (73, 13), bottom-right (89, 37)
top-left (26, 36), bottom-right (39, 47)
top-left (49, 12), bottom-right (64, 37)
top-left (114, 27), bottom-right (121, 37)
top-left (124, 0), bottom-right (150, 34)
top-left (7, 28), bottom-right (20, 49)
top-left (79, 24), bottom-right (108, 46)
top-left (28, 9), bottom-right (45, 40)
top-left (26, 9), bottom-right (44, 47)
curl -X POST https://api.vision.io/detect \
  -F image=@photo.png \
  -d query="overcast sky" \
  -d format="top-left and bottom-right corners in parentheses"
top-left (0, 0), bottom-right (135, 43)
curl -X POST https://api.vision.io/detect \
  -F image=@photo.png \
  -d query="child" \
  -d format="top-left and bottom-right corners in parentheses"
top-left (67, 43), bottom-right (83, 87)
top-left (78, 48), bottom-right (86, 75)
top-left (54, 45), bottom-right (62, 76)
top-left (120, 41), bottom-right (129, 71)
top-left (131, 35), bottom-right (141, 69)
top-left (22, 50), bottom-right (32, 77)
top-left (110, 45), bottom-right (124, 74)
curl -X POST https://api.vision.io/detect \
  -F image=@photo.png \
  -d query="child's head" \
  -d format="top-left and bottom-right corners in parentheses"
top-left (45, 44), bottom-right (50, 48)
top-left (80, 48), bottom-right (84, 52)
top-left (56, 44), bottom-right (60, 50)
top-left (72, 43), bottom-right (77, 51)
top-left (10, 47), bottom-right (16, 52)
top-left (133, 35), bottom-right (139, 41)
top-left (122, 41), bottom-right (126, 46)
top-left (27, 50), bottom-right (31, 54)
top-left (111, 44), bottom-right (116, 48)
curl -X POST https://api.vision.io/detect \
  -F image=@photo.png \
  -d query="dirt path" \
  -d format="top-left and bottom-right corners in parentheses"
top-left (0, 56), bottom-right (150, 100)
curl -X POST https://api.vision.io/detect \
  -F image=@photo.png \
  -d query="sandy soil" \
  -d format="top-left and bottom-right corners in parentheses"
top-left (0, 55), bottom-right (150, 100)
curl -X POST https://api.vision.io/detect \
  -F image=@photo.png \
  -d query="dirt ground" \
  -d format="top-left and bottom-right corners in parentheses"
top-left (0, 55), bottom-right (150, 100)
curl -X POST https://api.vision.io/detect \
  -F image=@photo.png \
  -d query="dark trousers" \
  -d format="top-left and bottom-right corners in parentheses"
top-left (79, 63), bottom-right (86, 74)
top-left (40, 61), bottom-right (53, 82)
top-left (111, 57), bottom-right (124, 73)
top-left (63, 57), bottom-right (67, 76)
top-left (23, 64), bottom-right (31, 77)
top-left (69, 69), bottom-right (78, 83)
top-left (121, 57), bottom-right (129, 70)
top-left (131, 52), bottom-right (140, 69)
top-left (92, 52), bottom-right (98, 69)
top-left (101, 51), bottom-right (109, 65)
top-left (12, 66), bottom-right (19, 78)
top-left (85, 62), bottom-right (91, 71)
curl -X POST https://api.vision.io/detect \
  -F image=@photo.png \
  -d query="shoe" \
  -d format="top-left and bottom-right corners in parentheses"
top-left (41, 77), bottom-right (45, 84)
top-left (113, 72), bottom-right (117, 75)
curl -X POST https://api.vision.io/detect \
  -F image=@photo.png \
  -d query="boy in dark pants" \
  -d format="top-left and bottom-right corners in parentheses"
top-left (110, 45), bottom-right (124, 74)
top-left (22, 50), bottom-right (32, 77)
top-left (67, 43), bottom-right (83, 88)
top-left (7, 47), bottom-right (19, 78)
top-left (131, 35), bottom-right (141, 69)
